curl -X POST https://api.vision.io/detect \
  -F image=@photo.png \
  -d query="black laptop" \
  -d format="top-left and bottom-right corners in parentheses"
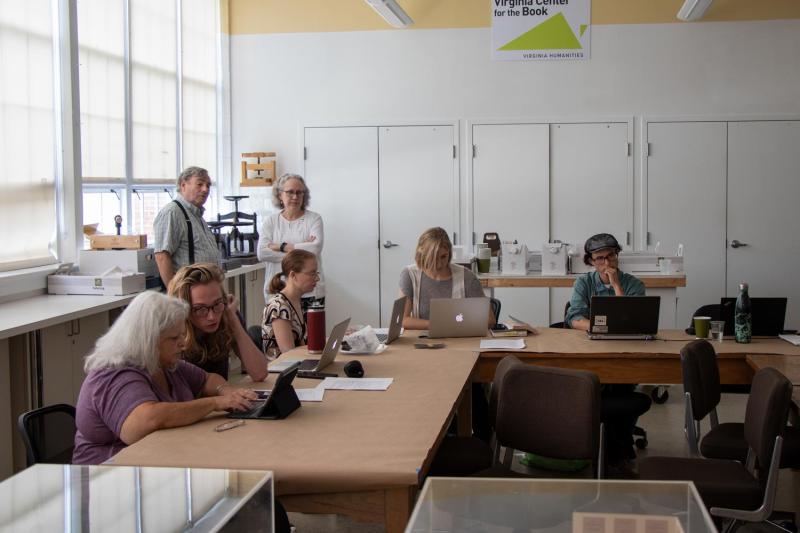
top-left (720, 297), bottom-right (787, 337)
top-left (228, 362), bottom-right (301, 420)
top-left (588, 296), bottom-right (661, 340)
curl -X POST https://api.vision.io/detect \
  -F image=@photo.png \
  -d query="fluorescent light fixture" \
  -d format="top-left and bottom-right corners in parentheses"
top-left (364, 0), bottom-right (413, 28)
top-left (677, 0), bottom-right (713, 21)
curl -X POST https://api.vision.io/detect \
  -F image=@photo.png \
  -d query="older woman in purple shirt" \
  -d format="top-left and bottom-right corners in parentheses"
top-left (72, 291), bottom-right (257, 465)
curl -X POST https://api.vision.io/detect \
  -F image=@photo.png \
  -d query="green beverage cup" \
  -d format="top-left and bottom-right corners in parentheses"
top-left (693, 316), bottom-right (711, 339)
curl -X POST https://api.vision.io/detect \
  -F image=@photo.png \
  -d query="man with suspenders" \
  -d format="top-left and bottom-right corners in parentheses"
top-left (153, 167), bottom-right (221, 289)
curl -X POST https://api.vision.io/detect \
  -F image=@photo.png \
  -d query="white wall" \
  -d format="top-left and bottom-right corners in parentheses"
top-left (230, 19), bottom-right (800, 205)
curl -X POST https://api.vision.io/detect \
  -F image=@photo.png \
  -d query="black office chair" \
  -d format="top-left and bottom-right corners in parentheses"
top-left (640, 367), bottom-right (793, 532)
top-left (475, 357), bottom-right (604, 479)
top-left (548, 301), bottom-right (571, 329)
top-left (681, 339), bottom-right (800, 467)
top-left (685, 304), bottom-right (722, 336)
top-left (18, 403), bottom-right (77, 466)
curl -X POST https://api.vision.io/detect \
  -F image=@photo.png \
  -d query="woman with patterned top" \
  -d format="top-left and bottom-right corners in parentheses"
top-left (261, 249), bottom-right (319, 359)
top-left (168, 263), bottom-right (267, 381)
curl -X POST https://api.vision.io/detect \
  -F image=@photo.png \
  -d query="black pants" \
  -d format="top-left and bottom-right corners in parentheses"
top-left (600, 385), bottom-right (652, 463)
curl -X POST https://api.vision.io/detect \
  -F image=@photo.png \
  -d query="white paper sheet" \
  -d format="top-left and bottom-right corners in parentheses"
top-left (778, 334), bottom-right (800, 346)
top-left (321, 377), bottom-right (394, 391)
top-left (479, 338), bottom-right (527, 350)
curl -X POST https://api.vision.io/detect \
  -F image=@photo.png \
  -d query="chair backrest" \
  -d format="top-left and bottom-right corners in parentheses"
top-left (680, 339), bottom-right (722, 421)
top-left (744, 367), bottom-right (792, 471)
top-left (493, 357), bottom-right (601, 462)
top-left (489, 297), bottom-right (501, 323)
top-left (549, 301), bottom-right (571, 329)
top-left (18, 403), bottom-right (77, 466)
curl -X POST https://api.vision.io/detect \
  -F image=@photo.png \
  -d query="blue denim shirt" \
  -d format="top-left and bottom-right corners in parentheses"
top-left (565, 270), bottom-right (645, 326)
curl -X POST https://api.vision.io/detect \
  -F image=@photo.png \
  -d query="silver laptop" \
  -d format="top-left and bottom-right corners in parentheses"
top-left (376, 296), bottom-right (406, 344)
top-left (298, 318), bottom-right (351, 371)
top-left (428, 298), bottom-right (490, 339)
top-left (588, 296), bottom-right (660, 340)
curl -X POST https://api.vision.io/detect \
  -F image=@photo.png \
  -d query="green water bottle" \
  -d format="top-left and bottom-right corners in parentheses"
top-left (734, 283), bottom-right (752, 344)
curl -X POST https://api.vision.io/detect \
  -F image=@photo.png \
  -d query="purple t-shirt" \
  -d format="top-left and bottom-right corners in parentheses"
top-left (72, 360), bottom-right (207, 465)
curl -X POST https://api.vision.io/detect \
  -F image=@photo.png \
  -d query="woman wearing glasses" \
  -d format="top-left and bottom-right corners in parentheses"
top-left (257, 173), bottom-right (325, 311)
top-left (168, 263), bottom-right (268, 381)
top-left (261, 250), bottom-right (319, 358)
top-left (566, 233), bottom-right (645, 331)
top-left (72, 291), bottom-right (258, 465)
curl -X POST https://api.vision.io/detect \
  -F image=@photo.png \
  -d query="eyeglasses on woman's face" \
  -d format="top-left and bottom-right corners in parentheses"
top-left (298, 270), bottom-right (320, 279)
top-left (281, 189), bottom-right (305, 197)
top-left (191, 298), bottom-right (226, 317)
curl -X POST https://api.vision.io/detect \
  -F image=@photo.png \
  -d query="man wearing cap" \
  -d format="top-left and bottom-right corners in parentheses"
top-left (566, 233), bottom-right (650, 474)
top-left (566, 233), bottom-right (645, 330)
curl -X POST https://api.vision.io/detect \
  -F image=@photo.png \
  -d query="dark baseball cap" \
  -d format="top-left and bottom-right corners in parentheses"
top-left (584, 233), bottom-right (620, 254)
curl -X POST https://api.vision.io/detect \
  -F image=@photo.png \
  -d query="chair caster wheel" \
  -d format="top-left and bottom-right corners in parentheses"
top-left (635, 438), bottom-right (648, 449)
top-left (651, 387), bottom-right (669, 404)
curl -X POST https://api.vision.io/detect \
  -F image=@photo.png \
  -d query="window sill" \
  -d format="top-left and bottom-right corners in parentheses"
top-left (0, 264), bottom-right (60, 304)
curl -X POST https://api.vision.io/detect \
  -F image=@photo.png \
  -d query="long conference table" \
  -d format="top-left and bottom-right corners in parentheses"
top-left (110, 328), bottom-right (800, 532)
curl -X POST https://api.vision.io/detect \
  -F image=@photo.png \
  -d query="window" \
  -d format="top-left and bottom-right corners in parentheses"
top-left (78, 0), bottom-right (220, 238)
top-left (0, 0), bottom-right (57, 271)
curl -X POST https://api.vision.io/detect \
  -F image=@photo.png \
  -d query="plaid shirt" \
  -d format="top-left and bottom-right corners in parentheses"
top-left (153, 193), bottom-right (220, 271)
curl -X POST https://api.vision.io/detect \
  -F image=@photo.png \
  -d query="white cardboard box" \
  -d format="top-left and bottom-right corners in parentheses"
top-left (48, 273), bottom-right (146, 296)
top-left (79, 248), bottom-right (158, 278)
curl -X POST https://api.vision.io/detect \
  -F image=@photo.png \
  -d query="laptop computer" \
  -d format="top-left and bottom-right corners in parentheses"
top-left (376, 296), bottom-right (406, 344)
top-left (428, 297), bottom-right (490, 339)
top-left (720, 297), bottom-right (787, 337)
top-left (228, 362), bottom-right (301, 420)
top-left (588, 296), bottom-right (661, 340)
top-left (297, 317), bottom-right (350, 372)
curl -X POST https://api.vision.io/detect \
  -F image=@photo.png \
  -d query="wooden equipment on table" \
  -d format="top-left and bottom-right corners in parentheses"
top-left (240, 152), bottom-right (276, 187)
top-left (89, 234), bottom-right (147, 250)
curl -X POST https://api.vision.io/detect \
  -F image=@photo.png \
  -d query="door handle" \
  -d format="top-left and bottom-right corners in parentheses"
top-left (382, 240), bottom-right (400, 249)
top-left (730, 239), bottom-right (748, 249)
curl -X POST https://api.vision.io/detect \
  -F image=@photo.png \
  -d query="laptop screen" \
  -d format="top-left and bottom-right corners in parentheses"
top-left (589, 296), bottom-right (661, 335)
top-left (719, 297), bottom-right (787, 337)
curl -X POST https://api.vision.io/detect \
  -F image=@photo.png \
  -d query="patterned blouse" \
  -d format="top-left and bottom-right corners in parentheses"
top-left (261, 293), bottom-right (306, 358)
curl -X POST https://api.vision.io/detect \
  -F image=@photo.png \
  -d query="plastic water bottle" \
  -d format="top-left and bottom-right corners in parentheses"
top-left (734, 283), bottom-right (752, 344)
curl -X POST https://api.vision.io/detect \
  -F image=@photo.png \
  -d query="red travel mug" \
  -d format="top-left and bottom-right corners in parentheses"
top-left (306, 306), bottom-right (326, 353)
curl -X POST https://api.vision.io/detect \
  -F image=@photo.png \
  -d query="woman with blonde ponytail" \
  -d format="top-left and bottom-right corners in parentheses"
top-left (261, 249), bottom-right (319, 358)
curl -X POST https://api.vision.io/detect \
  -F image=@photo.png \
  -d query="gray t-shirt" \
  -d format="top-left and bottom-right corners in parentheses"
top-left (399, 266), bottom-right (485, 320)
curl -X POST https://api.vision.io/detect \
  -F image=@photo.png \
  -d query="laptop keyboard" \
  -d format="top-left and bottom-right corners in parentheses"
top-left (375, 333), bottom-right (388, 343)
top-left (297, 370), bottom-right (337, 379)
top-left (237, 399), bottom-right (266, 418)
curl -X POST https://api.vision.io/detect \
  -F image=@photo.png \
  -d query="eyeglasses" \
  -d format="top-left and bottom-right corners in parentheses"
top-left (281, 189), bottom-right (305, 197)
top-left (591, 252), bottom-right (618, 263)
top-left (299, 270), bottom-right (320, 279)
top-left (191, 298), bottom-right (226, 317)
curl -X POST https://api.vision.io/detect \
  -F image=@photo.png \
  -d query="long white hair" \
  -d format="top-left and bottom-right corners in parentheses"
top-left (84, 291), bottom-right (189, 374)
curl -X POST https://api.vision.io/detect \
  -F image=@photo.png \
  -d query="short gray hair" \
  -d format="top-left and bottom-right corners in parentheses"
top-left (271, 173), bottom-right (310, 210)
top-left (176, 166), bottom-right (210, 188)
top-left (84, 292), bottom-right (189, 374)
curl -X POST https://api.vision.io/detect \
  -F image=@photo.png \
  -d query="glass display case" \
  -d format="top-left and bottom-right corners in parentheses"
top-left (0, 464), bottom-right (273, 532)
top-left (407, 478), bottom-right (716, 533)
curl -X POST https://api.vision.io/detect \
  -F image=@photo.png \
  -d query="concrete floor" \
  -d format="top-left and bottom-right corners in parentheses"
top-left (288, 385), bottom-right (799, 532)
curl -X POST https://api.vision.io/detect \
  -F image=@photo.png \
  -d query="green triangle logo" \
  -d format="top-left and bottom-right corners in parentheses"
top-left (499, 12), bottom-right (582, 50)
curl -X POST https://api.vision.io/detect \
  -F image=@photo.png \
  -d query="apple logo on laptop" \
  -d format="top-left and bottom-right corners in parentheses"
top-left (455, 313), bottom-right (464, 323)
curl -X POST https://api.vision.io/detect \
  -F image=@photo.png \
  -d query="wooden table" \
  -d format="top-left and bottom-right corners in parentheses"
top-left (746, 351), bottom-right (800, 421)
top-left (477, 273), bottom-right (686, 289)
top-left (111, 344), bottom-right (478, 533)
top-left (455, 328), bottom-right (800, 385)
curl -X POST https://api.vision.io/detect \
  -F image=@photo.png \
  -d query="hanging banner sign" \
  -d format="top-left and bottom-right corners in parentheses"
top-left (492, 0), bottom-right (591, 61)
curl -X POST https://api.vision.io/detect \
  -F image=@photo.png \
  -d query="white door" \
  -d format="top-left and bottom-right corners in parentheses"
top-left (646, 121), bottom-right (727, 328)
top-left (378, 125), bottom-right (457, 324)
top-left (727, 120), bottom-right (800, 328)
top-left (304, 127), bottom-right (380, 328)
top-left (550, 122), bottom-right (632, 323)
top-left (471, 123), bottom-right (550, 324)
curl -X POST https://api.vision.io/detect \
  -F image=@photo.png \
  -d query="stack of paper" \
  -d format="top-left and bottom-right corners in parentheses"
top-left (321, 377), bottom-right (393, 390)
top-left (779, 334), bottom-right (800, 346)
top-left (479, 338), bottom-right (526, 350)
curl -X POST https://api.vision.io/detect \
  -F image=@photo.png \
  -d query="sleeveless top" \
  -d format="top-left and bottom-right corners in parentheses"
top-left (406, 263), bottom-right (466, 318)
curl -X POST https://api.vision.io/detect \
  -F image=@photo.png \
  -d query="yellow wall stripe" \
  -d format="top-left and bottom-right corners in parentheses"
top-left (229, 0), bottom-right (800, 35)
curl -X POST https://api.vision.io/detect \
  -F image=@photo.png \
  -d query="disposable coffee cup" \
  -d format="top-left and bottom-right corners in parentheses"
top-left (477, 247), bottom-right (491, 274)
top-left (693, 316), bottom-right (711, 339)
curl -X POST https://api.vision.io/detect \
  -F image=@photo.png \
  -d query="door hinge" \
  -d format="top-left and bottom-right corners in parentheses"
top-left (452, 145), bottom-right (456, 159)
top-left (472, 144), bottom-right (476, 158)
top-left (303, 147), bottom-right (307, 160)
top-left (626, 142), bottom-right (631, 157)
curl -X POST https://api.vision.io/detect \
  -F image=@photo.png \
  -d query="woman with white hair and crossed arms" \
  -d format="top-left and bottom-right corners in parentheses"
top-left (72, 291), bottom-right (257, 465)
